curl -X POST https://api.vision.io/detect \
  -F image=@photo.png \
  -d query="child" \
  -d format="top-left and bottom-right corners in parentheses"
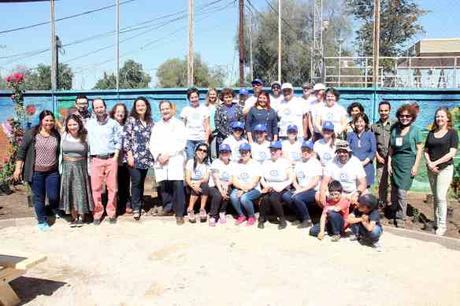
top-left (309, 180), bottom-right (350, 242)
top-left (348, 193), bottom-right (383, 251)
top-left (185, 143), bottom-right (210, 223)
top-left (222, 121), bottom-right (248, 161)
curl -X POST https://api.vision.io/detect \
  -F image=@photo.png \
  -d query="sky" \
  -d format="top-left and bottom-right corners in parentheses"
top-left (0, 0), bottom-right (459, 89)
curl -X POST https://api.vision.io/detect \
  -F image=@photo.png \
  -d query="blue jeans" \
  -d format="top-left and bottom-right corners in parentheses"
top-left (230, 188), bottom-right (261, 217)
top-left (309, 211), bottom-right (344, 236)
top-left (30, 170), bottom-right (60, 224)
top-left (186, 140), bottom-right (202, 160)
top-left (351, 223), bottom-right (383, 243)
top-left (291, 189), bottom-right (316, 221)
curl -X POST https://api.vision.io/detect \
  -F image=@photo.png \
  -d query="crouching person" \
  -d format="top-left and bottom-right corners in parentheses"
top-left (348, 194), bottom-right (383, 251)
top-left (310, 180), bottom-right (350, 242)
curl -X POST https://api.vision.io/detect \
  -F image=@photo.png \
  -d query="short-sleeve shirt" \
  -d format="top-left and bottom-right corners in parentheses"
top-left (232, 159), bottom-right (262, 190)
top-left (222, 135), bottom-right (248, 161)
top-left (209, 159), bottom-right (233, 187)
top-left (324, 156), bottom-right (366, 193)
top-left (282, 139), bottom-right (302, 164)
top-left (180, 105), bottom-right (210, 141)
top-left (185, 159), bottom-right (209, 181)
top-left (313, 138), bottom-right (336, 167)
top-left (352, 208), bottom-right (381, 226)
top-left (262, 158), bottom-right (292, 191)
top-left (425, 129), bottom-right (459, 170)
top-left (251, 141), bottom-right (270, 164)
top-left (294, 157), bottom-right (322, 190)
top-left (324, 198), bottom-right (350, 228)
top-left (273, 97), bottom-right (309, 137)
top-left (316, 103), bottom-right (347, 134)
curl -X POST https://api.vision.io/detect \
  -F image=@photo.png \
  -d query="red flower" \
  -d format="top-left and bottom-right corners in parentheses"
top-left (25, 105), bottom-right (36, 116)
top-left (5, 72), bottom-right (24, 84)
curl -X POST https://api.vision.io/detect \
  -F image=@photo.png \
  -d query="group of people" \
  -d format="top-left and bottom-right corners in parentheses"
top-left (12, 79), bottom-right (458, 249)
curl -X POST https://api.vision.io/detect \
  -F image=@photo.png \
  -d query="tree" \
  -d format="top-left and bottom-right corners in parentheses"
top-left (156, 54), bottom-right (225, 88)
top-left (242, 0), bottom-right (352, 85)
top-left (93, 59), bottom-right (151, 89)
top-left (347, 0), bottom-right (426, 57)
top-left (16, 63), bottom-right (74, 90)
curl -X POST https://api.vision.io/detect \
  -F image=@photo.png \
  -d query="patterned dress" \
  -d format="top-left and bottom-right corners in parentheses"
top-left (123, 116), bottom-right (155, 169)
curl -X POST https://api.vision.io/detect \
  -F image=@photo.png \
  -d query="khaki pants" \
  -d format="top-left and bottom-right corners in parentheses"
top-left (428, 165), bottom-right (454, 231)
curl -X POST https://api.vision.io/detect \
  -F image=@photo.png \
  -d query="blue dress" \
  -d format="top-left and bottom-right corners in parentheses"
top-left (347, 130), bottom-right (377, 186)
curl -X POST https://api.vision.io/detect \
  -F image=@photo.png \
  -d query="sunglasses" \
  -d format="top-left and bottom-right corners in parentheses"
top-left (272, 86), bottom-right (281, 90)
top-left (197, 148), bottom-right (208, 153)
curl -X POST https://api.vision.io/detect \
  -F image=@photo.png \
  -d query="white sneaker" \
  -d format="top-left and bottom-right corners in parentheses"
top-left (435, 228), bottom-right (446, 236)
top-left (372, 241), bottom-right (383, 252)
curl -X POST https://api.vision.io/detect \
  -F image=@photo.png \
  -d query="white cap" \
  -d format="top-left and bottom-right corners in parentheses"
top-left (281, 82), bottom-right (293, 90)
top-left (313, 83), bottom-right (326, 91)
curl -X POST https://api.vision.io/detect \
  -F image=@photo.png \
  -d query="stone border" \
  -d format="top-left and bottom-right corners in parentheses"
top-left (1, 216), bottom-right (459, 251)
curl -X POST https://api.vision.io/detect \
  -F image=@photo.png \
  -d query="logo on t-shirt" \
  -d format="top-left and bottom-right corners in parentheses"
top-left (259, 151), bottom-right (267, 160)
top-left (269, 170), bottom-right (279, 177)
top-left (221, 171), bottom-right (230, 181)
top-left (239, 172), bottom-right (250, 181)
top-left (283, 108), bottom-right (291, 116)
top-left (339, 172), bottom-right (349, 182)
top-left (325, 112), bottom-right (334, 120)
top-left (323, 152), bottom-right (332, 161)
top-left (194, 170), bottom-right (203, 179)
top-left (296, 171), bottom-right (305, 179)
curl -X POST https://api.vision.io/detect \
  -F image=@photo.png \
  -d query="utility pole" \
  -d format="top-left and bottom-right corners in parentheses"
top-left (238, 0), bottom-right (245, 86)
top-left (372, 0), bottom-right (380, 88)
top-left (277, 0), bottom-right (282, 82)
top-left (116, 0), bottom-right (120, 91)
top-left (248, 8), bottom-right (254, 81)
top-left (187, 0), bottom-right (194, 87)
top-left (50, 0), bottom-right (57, 91)
top-left (55, 35), bottom-right (61, 89)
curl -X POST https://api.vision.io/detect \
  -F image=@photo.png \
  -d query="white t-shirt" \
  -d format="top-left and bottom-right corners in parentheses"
top-left (180, 105), bottom-right (210, 141)
top-left (324, 156), bottom-right (366, 193)
top-left (294, 158), bottom-right (322, 191)
top-left (251, 141), bottom-right (270, 164)
top-left (313, 139), bottom-right (336, 167)
top-left (185, 159), bottom-right (209, 182)
top-left (270, 94), bottom-right (284, 105)
top-left (282, 139), bottom-right (302, 164)
top-left (316, 103), bottom-right (347, 135)
top-left (231, 159), bottom-right (262, 191)
top-left (310, 101), bottom-right (325, 133)
top-left (243, 95), bottom-right (258, 113)
top-left (222, 135), bottom-right (248, 161)
top-left (262, 158), bottom-right (292, 191)
top-left (273, 97), bottom-right (309, 137)
top-left (209, 159), bottom-right (233, 188)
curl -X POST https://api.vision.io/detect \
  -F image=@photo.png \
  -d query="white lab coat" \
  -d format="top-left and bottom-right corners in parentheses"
top-left (149, 117), bottom-right (186, 182)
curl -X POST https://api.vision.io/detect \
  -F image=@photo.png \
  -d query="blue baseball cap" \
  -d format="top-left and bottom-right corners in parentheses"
top-left (322, 121), bottom-right (335, 131)
top-left (253, 124), bottom-right (267, 133)
top-left (218, 143), bottom-right (231, 152)
top-left (287, 124), bottom-right (298, 133)
top-left (239, 88), bottom-right (249, 95)
top-left (301, 140), bottom-right (314, 150)
top-left (251, 78), bottom-right (264, 86)
top-left (239, 143), bottom-right (251, 151)
top-left (231, 121), bottom-right (245, 130)
top-left (269, 140), bottom-right (282, 150)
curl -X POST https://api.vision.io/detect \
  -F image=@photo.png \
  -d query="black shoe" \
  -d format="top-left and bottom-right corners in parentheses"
top-left (291, 220), bottom-right (301, 226)
top-left (278, 219), bottom-right (287, 230)
top-left (297, 219), bottom-right (312, 229)
top-left (0, 183), bottom-right (13, 195)
top-left (109, 217), bottom-right (117, 224)
top-left (176, 217), bottom-right (185, 225)
top-left (257, 221), bottom-right (265, 229)
top-left (93, 219), bottom-right (101, 226)
top-left (133, 211), bottom-right (141, 221)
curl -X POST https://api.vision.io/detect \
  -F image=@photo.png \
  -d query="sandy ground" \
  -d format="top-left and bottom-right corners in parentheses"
top-left (2, 217), bottom-right (460, 306)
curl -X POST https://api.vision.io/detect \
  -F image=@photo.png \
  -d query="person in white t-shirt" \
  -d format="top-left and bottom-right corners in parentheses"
top-left (269, 81), bottom-right (284, 105)
top-left (309, 83), bottom-right (326, 140)
top-left (250, 124), bottom-right (271, 165)
top-left (318, 140), bottom-right (368, 206)
top-left (258, 141), bottom-right (294, 230)
top-left (314, 87), bottom-right (347, 138)
top-left (229, 143), bottom-right (262, 226)
top-left (274, 82), bottom-right (309, 139)
top-left (222, 121), bottom-right (248, 161)
top-left (290, 140), bottom-right (322, 228)
top-left (243, 78), bottom-right (264, 115)
top-left (208, 143), bottom-right (233, 226)
top-left (282, 124), bottom-right (302, 165)
top-left (313, 121), bottom-right (336, 168)
top-left (180, 87), bottom-right (211, 160)
top-left (185, 143), bottom-right (210, 223)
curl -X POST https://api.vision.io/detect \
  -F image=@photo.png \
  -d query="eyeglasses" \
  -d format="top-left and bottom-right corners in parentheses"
top-left (399, 115), bottom-right (412, 119)
top-left (197, 148), bottom-right (208, 153)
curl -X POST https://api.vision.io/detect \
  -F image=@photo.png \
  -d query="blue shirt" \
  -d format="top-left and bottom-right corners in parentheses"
top-left (347, 130), bottom-right (377, 186)
top-left (246, 107), bottom-right (278, 140)
top-left (87, 116), bottom-right (122, 155)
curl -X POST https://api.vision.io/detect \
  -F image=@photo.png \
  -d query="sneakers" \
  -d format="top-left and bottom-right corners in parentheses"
top-left (109, 218), bottom-right (117, 224)
top-left (331, 235), bottom-right (341, 242)
top-left (290, 220), bottom-right (301, 226)
top-left (257, 221), bottom-right (265, 229)
top-left (133, 211), bottom-right (141, 221)
top-left (435, 228), bottom-right (446, 236)
top-left (37, 223), bottom-right (50, 231)
top-left (199, 209), bottom-right (207, 223)
top-left (297, 219), bottom-right (312, 229)
top-left (176, 217), bottom-right (185, 225)
top-left (93, 219), bottom-right (101, 226)
top-left (70, 218), bottom-right (83, 228)
top-left (209, 217), bottom-right (217, 227)
top-left (278, 219), bottom-right (287, 230)
top-left (235, 215), bottom-right (247, 225)
top-left (219, 212), bottom-right (227, 224)
top-left (349, 234), bottom-right (359, 241)
top-left (188, 210), bottom-right (196, 223)
top-left (247, 217), bottom-right (256, 226)
top-left (372, 241), bottom-right (383, 252)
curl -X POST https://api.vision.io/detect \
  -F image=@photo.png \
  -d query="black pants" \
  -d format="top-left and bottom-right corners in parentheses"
top-left (190, 182), bottom-right (209, 196)
top-left (159, 180), bottom-right (185, 217)
top-left (209, 186), bottom-right (228, 219)
top-left (259, 191), bottom-right (287, 222)
top-left (128, 168), bottom-right (148, 212)
top-left (117, 164), bottom-right (130, 214)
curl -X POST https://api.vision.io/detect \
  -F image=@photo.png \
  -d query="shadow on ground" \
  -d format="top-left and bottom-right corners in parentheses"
top-left (10, 276), bottom-right (67, 305)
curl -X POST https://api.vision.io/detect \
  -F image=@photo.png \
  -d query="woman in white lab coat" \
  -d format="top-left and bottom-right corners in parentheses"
top-left (149, 100), bottom-right (187, 225)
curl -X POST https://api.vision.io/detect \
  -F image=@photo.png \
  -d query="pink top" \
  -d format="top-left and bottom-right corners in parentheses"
top-left (322, 198), bottom-right (350, 229)
top-left (34, 134), bottom-right (58, 172)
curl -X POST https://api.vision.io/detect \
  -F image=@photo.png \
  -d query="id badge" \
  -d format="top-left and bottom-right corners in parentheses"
top-left (395, 137), bottom-right (403, 147)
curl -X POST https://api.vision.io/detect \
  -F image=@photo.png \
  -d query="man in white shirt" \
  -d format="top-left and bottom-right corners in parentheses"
top-left (274, 82), bottom-right (309, 139)
top-left (269, 81), bottom-right (284, 105)
top-left (243, 78), bottom-right (264, 115)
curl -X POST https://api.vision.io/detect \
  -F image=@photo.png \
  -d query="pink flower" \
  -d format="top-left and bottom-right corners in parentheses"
top-left (25, 105), bottom-right (36, 116)
top-left (5, 72), bottom-right (24, 84)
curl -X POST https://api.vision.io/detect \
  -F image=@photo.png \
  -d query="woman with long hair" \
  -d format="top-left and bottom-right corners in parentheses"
top-left (59, 114), bottom-right (94, 226)
top-left (246, 91), bottom-right (278, 142)
top-left (123, 97), bottom-right (155, 220)
top-left (313, 121), bottom-right (336, 168)
top-left (205, 88), bottom-right (220, 158)
top-left (388, 104), bottom-right (423, 228)
top-left (424, 107), bottom-right (458, 236)
top-left (13, 110), bottom-right (61, 231)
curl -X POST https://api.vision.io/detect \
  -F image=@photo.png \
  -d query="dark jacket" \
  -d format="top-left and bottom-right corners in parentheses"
top-left (17, 129), bottom-right (61, 182)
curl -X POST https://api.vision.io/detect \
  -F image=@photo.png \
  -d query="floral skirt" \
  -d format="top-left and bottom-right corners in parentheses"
top-left (59, 159), bottom-right (94, 214)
